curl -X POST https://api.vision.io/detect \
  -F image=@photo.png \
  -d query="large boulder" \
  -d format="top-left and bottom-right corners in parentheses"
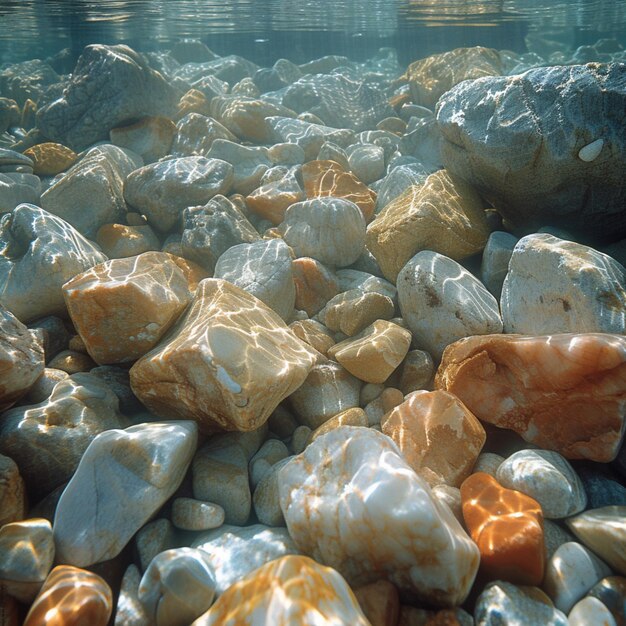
top-left (37, 44), bottom-right (179, 151)
top-left (437, 63), bottom-right (626, 242)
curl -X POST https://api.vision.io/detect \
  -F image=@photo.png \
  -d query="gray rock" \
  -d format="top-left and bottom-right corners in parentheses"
top-left (181, 196), bottom-right (260, 273)
top-left (0, 173), bottom-right (41, 214)
top-left (124, 156), bottom-right (234, 233)
top-left (0, 204), bottom-right (107, 322)
top-left (437, 63), bottom-right (626, 241)
top-left (0, 59), bottom-right (59, 107)
top-left (480, 230), bottom-right (518, 298)
top-left (171, 39), bottom-right (218, 64)
top-left (347, 144), bottom-right (385, 184)
top-left (577, 464), bottom-right (626, 508)
top-left (214, 238), bottom-right (295, 321)
top-left (22, 368), bottom-right (68, 405)
top-left (37, 44), bottom-right (178, 151)
top-left (0, 454), bottom-right (26, 527)
top-left (375, 163), bottom-right (429, 213)
top-left (174, 55), bottom-right (258, 86)
top-left (90, 365), bottom-right (143, 415)
top-left (171, 113), bottom-right (236, 158)
top-left (114, 564), bottom-right (150, 626)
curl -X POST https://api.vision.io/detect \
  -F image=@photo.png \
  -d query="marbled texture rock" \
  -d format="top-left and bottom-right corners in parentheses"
top-left (53, 421), bottom-right (197, 567)
top-left (328, 319), bottom-right (411, 384)
top-left (23, 142), bottom-right (77, 176)
top-left (569, 596), bottom-right (618, 626)
top-left (289, 319), bottom-right (336, 357)
top-left (566, 506), bottom-right (626, 575)
top-left (367, 169), bottom-right (490, 282)
top-left (292, 257), bottom-right (340, 317)
top-left (461, 472), bottom-right (545, 585)
top-left (397, 251), bottom-right (502, 359)
top-left (191, 524), bottom-right (300, 596)
top-left (278, 196), bottom-right (366, 267)
top-left (496, 449), bottom-right (587, 519)
top-left (0, 204), bottom-right (107, 322)
top-left (398, 349), bottom-right (434, 394)
top-left (0, 373), bottom-right (125, 499)
top-left (124, 156), bottom-right (234, 232)
top-left (588, 576), bottom-right (626, 626)
top-left (130, 279), bottom-right (317, 432)
top-left (172, 498), bottom-right (225, 531)
top-left (171, 113), bottom-right (236, 158)
top-left (95, 223), bottom-right (161, 259)
top-left (0, 304), bottom-right (44, 411)
top-left (436, 333), bottom-right (626, 462)
top-left (502, 233), bottom-right (626, 334)
top-left (0, 454), bottom-right (26, 527)
top-left (347, 143), bottom-right (385, 185)
top-left (37, 44), bottom-right (178, 150)
top-left (214, 238), bottom-right (295, 321)
top-left (109, 116), bottom-right (176, 163)
top-left (138, 548), bottom-right (216, 626)
top-left (23, 565), bottom-right (112, 626)
top-left (437, 63), bottom-right (626, 241)
top-left (63, 251), bottom-right (197, 365)
top-left (381, 390), bottom-right (486, 487)
top-left (278, 426), bottom-right (480, 606)
top-left (190, 555), bottom-right (371, 626)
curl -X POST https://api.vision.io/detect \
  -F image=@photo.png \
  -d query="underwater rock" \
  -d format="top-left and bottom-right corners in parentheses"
top-left (109, 116), bottom-right (176, 163)
top-left (23, 142), bottom-right (77, 175)
top-left (0, 173), bottom-right (41, 214)
top-left (171, 112), bottom-right (236, 158)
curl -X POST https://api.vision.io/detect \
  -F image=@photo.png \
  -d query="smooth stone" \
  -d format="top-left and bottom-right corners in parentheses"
top-left (375, 162), bottom-right (429, 211)
top-left (496, 449), bottom-right (587, 519)
top-left (0, 373), bottom-right (124, 499)
top-left (301, 159), bottom-right (377, 223)
top-left (28, 315), bottom-right (71, 360)
top-left (23, 565), bottom-right (112, 626)
top-left (0, 148), bottom-right (33, 168)
top-left (292, 257), bottom-right (340, 317)
top-left (367, 169), bottom-right (490, 282)
top-left (577, 464), bottom-right (626, 508)
top-left (288, 360), bottom-right (362, 430)
top-left (176, 88), bottom-right (212, 118)
top-left (214, 238), bottom-right (295, 322)
top-left (436, 333), bottom-right (626, 462)
top-left (397, 251), bottom-right (503, 360)
top-left (347, 143), bottom-right (385, 185)
top-left (569, 597), bottom-right (617, 626)
top-left (124, 156), bottom-right (234, 233)
top-left (438, 63), bottom-right (626, 241)
top-left (278, 196), bottom-right (366, 267)
top-left (317, 141), bottom-right (351, 171)
top-left (398, 349), bottom-right (434, 394)
top-left (278, 426), bottom-right (480, 606)
top-left (180, 195), bottom-right (260, 274)
top-left (0, 204), bottom-right (107, 322)
top-left (461, 472), bottom-right (545, 585)
top-left (63, 251), bottom-right (197, 365)
top-left (0, 518), bottom-right (54, 602)
top-left (588, 576), bottom-right (626, 626)
top-left (502, 234), bottom-right (626, 334)
top-left (328, 319), bottom-right (411, 384)
top-left (88, 365), bottom-right (142, 415)
top-left (381, 389), bottom-right (486, 487)
top-left (171, 498), bottom-right (225, 531)
top-left (138, 548), bottom-right (216, 626)
top-left (432, 484), bottom-right (463, 524)
top-left (37, 44), bottom-right (177, 150)
top-left (0, 454), bottom-right (26, 527)
top-left (249, 439), bottom-right (289, 487)
top-left (290, 319), bottom-right (336, 356)
top-left (309, 408), bottom-right (369, 445)
top-left (543, 541), bottom-right (612, 614)
top-left (95, 223), bottom-right (161, 259)
top-left (130, 279), bottom-right (316, 432)
top-left (53, 421), bottom-right (198, 567)
top-left (544, 520), bottom-right (577, 561)
top-left (0, 305), bottom-right (44, 411)
top-left (192, 441), bottom-right (251, 526)
top-left (474, 581), bottom-right (568, 626)
top-left (109, 116), bottom-right (176, 163)
top-left (334, 270), bottom-right (397, 303)
top-left (473, 452), bottom-right (505, 478)
top-left (364, 388), bottom-right (404, 427)
top-left (0, 172), bottom-right (41, 214)
top-left (135, 519), bottom-right (177, 573)
top-left (114, 564), bottom-right (150, 626)
top-left (24, 142), bottom-right (77, 176)
top-left (480, 230), bottom-right (518, 298)
top-left (252, 457), bottom-right (290, 527)
top-left (46, 349), bottom-right (96, 374)
top-left (0, 98), bottom-right (20, 133)
top-left (190, 524), bottom-right (300, 596)
top-left (353, 580), bottom-right (399, 626)
top-left (246, 167), bottom-right (305, 226)
top-left (566, 506), bottom-right (626, 575)
top-left (171, 113), bottom-right (236, 158)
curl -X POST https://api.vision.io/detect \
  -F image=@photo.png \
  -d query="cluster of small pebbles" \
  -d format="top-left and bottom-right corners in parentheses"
top-left (0, 34), bottom-right (625, 626)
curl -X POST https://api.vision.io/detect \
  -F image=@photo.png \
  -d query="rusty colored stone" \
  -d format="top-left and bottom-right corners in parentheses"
top-left (24, 142), bottom-right (77, 175)
top-left (353, 580), bottom-right (400, 626)
top-left (292, 257), bottom-right (340, 317)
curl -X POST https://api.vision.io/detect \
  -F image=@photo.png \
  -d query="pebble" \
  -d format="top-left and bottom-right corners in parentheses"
top-left (309, 407), bottom-right (369, 444)
top-left (398, 349), bottom-right (434, 394)
top-left (569, 596), bottom-right (617, 626)
top-left (577, 464), bottom-right (626, 508)
top-left (472, 452), bottom-right (505, 478)
top-left (0, 454), bottom-right (26, 527)
top-left (480, 230), bottom-right (518, 298)
top-left (495, 449), bottom-right (587, 518)
top-left (290, 424), bottom-right (313, 454)
top-left (566, 506), bottom-right (626, 575)
top-left (0, 172), bottom-right (41, 213)
top-left (352, 580), bottom-right (399, 626)
top-left (249, 439), bottom-right (289, 487)
top-left (53, 421), bottom-right (198, 567)
top-left (190, 555), bottom-right (370, 625)
top-left (172, 498), bottom-right (225, 531)
top-left (171, 112), bottom-right (236, 158)
top-left (289, 318), bottom-right (336, 356)
top-left (278, 426), bottom-right (479, 606)
top-left (252, 457), bottom-right (290, 526)
top-left (135, 519), bottom-right (177, 573)
top-left (23, 142), bottom-right (77, 175)
top-left (588, 576), bottom-right (626, 626)
top-left (461, 472), bottom-right (545, 585)
top-left (292, 257), bottom-right (340, 317)
top-left (347, 143), bottom-right (385, 185)
top-left (109, 116), bottom-right (176, 163)
top-left (138, 548), bottom-right (216, 626)
top-left (246, 167), bottom-right (304, 225)
top-left (436, 332), bottom-right (626, 462)
top-left (46, 348), bottom-right (96, 373)
top-left (95, 223), bottom-right (161, 258)
top-left (114, 564), bottom-right (150, 626)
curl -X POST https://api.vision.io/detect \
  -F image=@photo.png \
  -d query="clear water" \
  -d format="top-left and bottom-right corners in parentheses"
top-left (1, 0), bottom-right (626, 65)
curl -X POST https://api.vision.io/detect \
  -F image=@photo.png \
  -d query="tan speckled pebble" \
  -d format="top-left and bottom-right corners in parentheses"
top-left (171, 498), bottom-right (225, 531)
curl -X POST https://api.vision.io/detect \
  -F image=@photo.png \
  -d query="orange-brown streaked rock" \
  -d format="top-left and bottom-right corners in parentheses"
top-left (46, 349), bottom-right (96, 374)
top-left (63, 252), bottom-right (196, 365)
top-left (23, 565), bottom-right (112, 626)
top-left (292, 257), bottom-right (340, 317)
top-left (404, 46), bottom-right (503, 109)
top-left (190, 555), bottom-right (371, 626)
top-left (302, 159), bottom-right (377, 223)
top-left (95, 223), bottom-right (160, 259)
top-left (109, 116), bottom-right (176, 163)
top-left (246, 172), bottom-right (305, 225)
top-left (353, 580), bottom-right (400, 626)
top-left (366, 169), bottom-right (490, 283)
top-left (0, 454), bottom-right (26, 527)
top-left (382, 389), bottom-right (486, 487)
top-left (309, 407), bottom-right (368, 444)
top-left (328, 320), bottom-right (412, 384)
top-left (130, 278), bottom-right (317, 432)
top-left (435, 333), bottom-right (626, 462)
top-left (177, 89), bottom-right (212, 119)
top-left (460, 472), bottom-right (545, 586)
top-left (24, 142), bottom-right (77, 175)
top-left (289, 319), bottom-right (336, 357)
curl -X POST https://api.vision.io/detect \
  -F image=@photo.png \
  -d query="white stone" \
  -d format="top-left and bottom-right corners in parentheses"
top-left (114, 564), bottom-right (150, 626)
top-left (578, 138), bottom-right (604, 162)
top-left (277, 426), bottom-right (480, 606)
top-left (480, 230), bottom-right (518, 298)
top-left (249, 439), bottom-right (289, 489)
top-left (253, 457), bottom-right (291, 527)
top-left (569, 596), bottom-right (616, 626)
top-left (347, 143), bottom-right (385, 184)
top-left (53, 421), bottom-right (198, 567)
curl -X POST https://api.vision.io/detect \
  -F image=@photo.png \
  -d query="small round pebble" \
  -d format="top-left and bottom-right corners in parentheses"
top-left (568, 596), bottom-right (617, 626)
top-left (171, 498), bottom-right (225, 531)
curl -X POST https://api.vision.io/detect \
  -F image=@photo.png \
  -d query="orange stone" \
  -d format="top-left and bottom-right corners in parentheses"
top-left (292, 257), bottom-right (340, 317)
top-left (353, 580), bottom-right (400, 626)
top-left (246, 180), bottom-right (304, 225)
top-left (24, 142), bottom-right (77, 176)
top-left (177, 89), bottom-right (212, 119)
top-left (289, 319), bottom-right (335, 357)
top-left (302, 160), bottom-right (377, 223)
top-left (24, 565), bottom-right (112, 626)
top-left (309, 407), bottom-right (369, 444)
top-left (95, 223), bottom-right (160, 259)
top-left (460, 472), bottom-right (545, 586)
top-left (436, 333), bottom-right (626, 462)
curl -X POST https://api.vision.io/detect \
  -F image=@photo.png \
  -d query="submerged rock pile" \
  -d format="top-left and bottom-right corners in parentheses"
top-left (0, 38), bottom-right (625, 625)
